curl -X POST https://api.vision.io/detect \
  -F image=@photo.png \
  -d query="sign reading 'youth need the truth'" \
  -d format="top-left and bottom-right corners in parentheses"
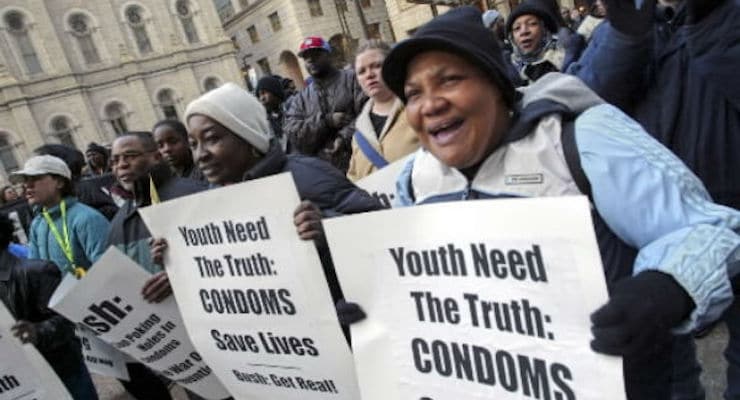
top-left (139, 173), bottom-right (360, 400)
top-left (325, 196), bottom-right (626, 400)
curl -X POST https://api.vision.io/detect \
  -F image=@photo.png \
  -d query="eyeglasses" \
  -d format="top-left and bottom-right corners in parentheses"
top-left (110, 150), bottom-right (156, 166)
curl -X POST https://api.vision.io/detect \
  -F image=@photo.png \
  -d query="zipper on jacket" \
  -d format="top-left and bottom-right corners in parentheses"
top-left (461, 182), bottom-right (472, 200)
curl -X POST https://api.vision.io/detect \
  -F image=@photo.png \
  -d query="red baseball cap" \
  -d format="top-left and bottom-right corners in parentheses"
top-left (298, 36), bottom-right (331, 57)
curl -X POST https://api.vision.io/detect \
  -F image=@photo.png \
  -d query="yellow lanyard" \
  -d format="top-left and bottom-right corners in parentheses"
top-left (149, 174), bottom-right (161, 205)
top-left (42, 200), bottom-right (86, 279)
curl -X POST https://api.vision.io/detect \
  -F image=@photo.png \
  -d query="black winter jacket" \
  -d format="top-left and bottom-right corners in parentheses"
top-left (242, 146), bottom-right (382, 302)
top-left (107, 163), bottom-right (208, 273)
top-left (0, 250), bottom-right (82, 378)
top-left (283, 69), bottom-right (367, 172)
top-left (77, 173), bottom-right (119, 220)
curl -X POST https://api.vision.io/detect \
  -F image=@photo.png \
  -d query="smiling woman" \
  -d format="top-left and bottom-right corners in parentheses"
top-left (357, 6), bottom-right (740, 400)
top-left (181, 83), bottom-right (381, 310)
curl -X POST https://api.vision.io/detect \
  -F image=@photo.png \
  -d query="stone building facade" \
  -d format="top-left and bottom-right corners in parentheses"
top-left (384, 0), bottom-right (451, 41)
top-left (221, 0), bottom-right (394, 91)
top-left (0, 0), bottom-right (243, 183)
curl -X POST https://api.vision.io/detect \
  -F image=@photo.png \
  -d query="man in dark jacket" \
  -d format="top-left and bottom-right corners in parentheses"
top-left (283, 36), bottom-right (367, 172)
top-left (0, 214), bottom-right (98, 399)
top-left (568, 0), bottom-right (739, 397)
top-left (108, 131), bottom-right (207, 400)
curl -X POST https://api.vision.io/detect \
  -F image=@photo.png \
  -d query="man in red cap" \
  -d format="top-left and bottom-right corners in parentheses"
top-left (284, 36), bottom-right (366, 172)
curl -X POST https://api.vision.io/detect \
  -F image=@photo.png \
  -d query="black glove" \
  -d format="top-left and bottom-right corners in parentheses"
top-left (604, 0), bottom-right (656, 37)
top-left (336, 300), bottom-right (367, 326)
top-left (523, 61), bottom-right (559, 83)
top-left (591, 271), bottom-right (695, 356)
top-left (686, 0), bottom-right (725, 23)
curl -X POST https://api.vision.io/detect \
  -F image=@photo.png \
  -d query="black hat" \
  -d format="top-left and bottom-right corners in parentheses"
top-left (529, 0), bottom-right (567, 28)
top-left (256, 76), bottom-right (285, 101)
top-left (86, 142), bottom-right (107, 157)
top-left (506, 1), bottom-right (559, 35)
top-left (382, 6), bottom-right (516, 108)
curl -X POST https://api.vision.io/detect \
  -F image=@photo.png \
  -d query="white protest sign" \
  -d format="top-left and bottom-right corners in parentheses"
top-left (0, 301), bottom-right (72, 400)
top-left (139, 173), bottom-right (360, 400)
top-left (77, 325), bottom-right (130, 380)
top-left (355, 157), bottom-right (408, 208)
top-left (49, 247), bottom-right (230, 400)
top-left (325, 196), bottom-right (625, 400)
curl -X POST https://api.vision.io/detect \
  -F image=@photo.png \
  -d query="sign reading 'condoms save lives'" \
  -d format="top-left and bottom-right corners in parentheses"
top-left (139, 173), bottom-right (360, 400)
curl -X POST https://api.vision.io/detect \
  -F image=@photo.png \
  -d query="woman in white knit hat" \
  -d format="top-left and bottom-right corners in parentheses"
top-left (153, 82), bottom-right (381, 307)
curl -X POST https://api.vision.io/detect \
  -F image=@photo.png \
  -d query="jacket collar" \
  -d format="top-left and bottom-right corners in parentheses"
top-left (355, 98), bottom-right (404, 145)
top-left (132, 162), bottom-right (175, 207)
top-left (242, 145), bottom-right (287, 182)
top-left (313, 68), bottom-right (341, 86)
top-left (0, 249), bottom-right (18, 281)
top-left (42, 197), bottom-right (78, 217)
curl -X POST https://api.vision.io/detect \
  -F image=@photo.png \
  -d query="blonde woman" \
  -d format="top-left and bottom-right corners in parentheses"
top-left (346, 40), bottom-right (419, 181)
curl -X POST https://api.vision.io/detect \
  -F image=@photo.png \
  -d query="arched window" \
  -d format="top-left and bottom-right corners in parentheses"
top-left (0, 134), bottom-right (18, 172)
top-left (68, 13), bottom-right (101, 65)
top-left (175, 0), bottom-right (199, 44)
top-left (203, 77), bottom-right (221, 92)
top-left (50, 116), bottom-right (77, 148)
top-left (105, 102), bottom-right (128, 136)
top-left (125, 5), bottom-right (152, 55)
top-left (157, 89), bottom-right (178, 120)
top-left (4, 11), bottom-right (42, 75)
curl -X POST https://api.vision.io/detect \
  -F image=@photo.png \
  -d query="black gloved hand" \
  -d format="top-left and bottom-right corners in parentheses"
top-left (523, 61), bottom-right (559, 82)
top-left (604, 0), bottom-right (656, 37)
top-left (336, 299), bottom-right (367, 326)
top-left (686, 0), bottom-right (725, 24)
top-left (591, 271), bottom-right (695, 356)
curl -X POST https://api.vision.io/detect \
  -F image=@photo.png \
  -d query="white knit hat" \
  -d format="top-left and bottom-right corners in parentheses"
top-left (184, 82), bottom-right (271, 153)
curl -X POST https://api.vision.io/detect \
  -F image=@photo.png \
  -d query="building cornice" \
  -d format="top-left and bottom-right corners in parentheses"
top-left (222, 0), bottom-right (270, 30)
top-left (0, 42), bottom-right (237, 109)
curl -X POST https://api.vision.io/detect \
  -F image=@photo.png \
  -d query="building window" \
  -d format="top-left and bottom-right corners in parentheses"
top-left (203, 77), bottom-right (221, 92)
top-left (213, 0), bottom-right (235, 23)
top-left (69, 13), bottom-right (101, 65)
top-left (257, 58), bottom-right (271, 75)
top-left (0, 135), bottom-right (18, 172)
top-left (50, 116), bottom-right (77, 148)
top-left (175, 0), bottom-right (200, 44)
top-left (125, 5), bottom-right (152, 55)
top-left (157, 89), bottom-right (178, 120)
top-left (247, 25), bottom-right (259, 43)
top-left (308, 0), bottom-right (323, 17)
top-left (268, 12), bottom-right (282, 32)
top-left (105, 102), bottom-right (128, 136)
top-left (4, 11), bottom-right (42, 75)
top-left (360, 0), bottom-right (371, 8)
top-left (336, 0), bottom-right (348, 12)
top-left (367, 22), bottom-right (381, 39)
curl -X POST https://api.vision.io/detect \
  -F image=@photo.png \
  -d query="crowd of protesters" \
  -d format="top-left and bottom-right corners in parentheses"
top-left (0, 0), bottom-right (738, 399)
